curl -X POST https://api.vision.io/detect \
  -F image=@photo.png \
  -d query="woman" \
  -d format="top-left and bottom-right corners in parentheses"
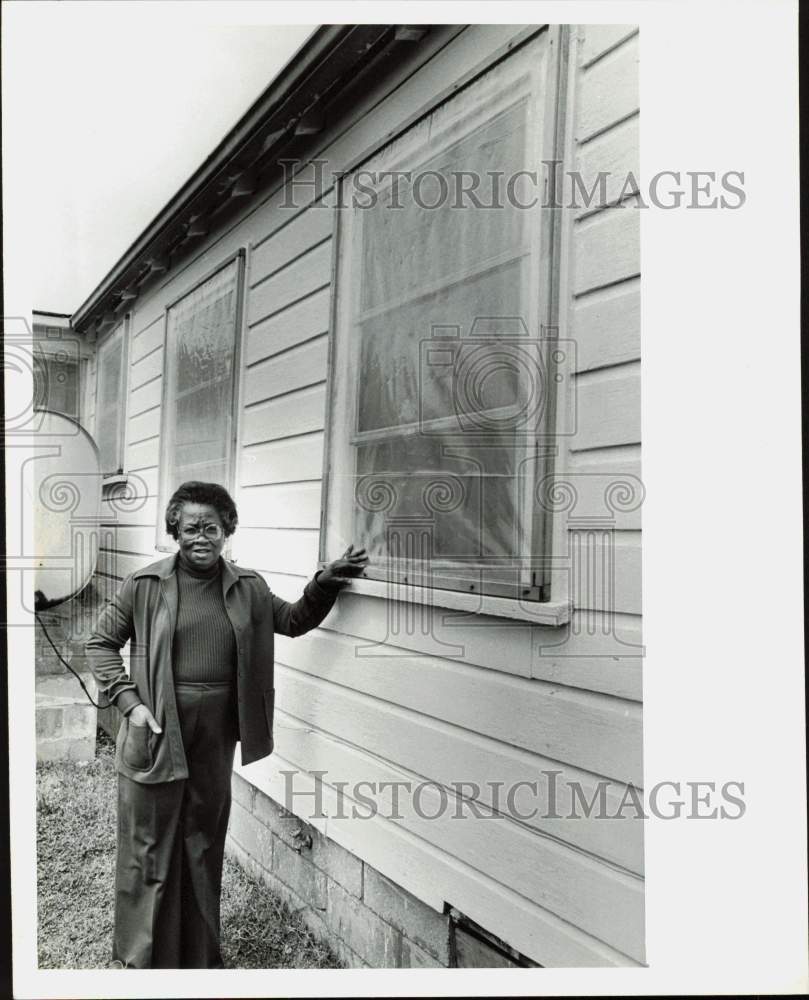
top-left (86, 480), bottom-right (368, 969)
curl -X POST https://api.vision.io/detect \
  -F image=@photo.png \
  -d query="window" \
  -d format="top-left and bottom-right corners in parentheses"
top-left (32, 322), bottom-right (84, 424)
top-left (33, 349), bottom-right (79, 419)
top-left (95, 320), bottom-right (128, 475)
top-left (322, 33), bottom-right (562, 602)
top-left (156, 254), bottom-right (244, 550)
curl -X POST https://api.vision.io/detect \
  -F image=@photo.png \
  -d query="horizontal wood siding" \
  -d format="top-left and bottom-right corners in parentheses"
top-left (273, 672), bottom-right (644, 956)
top-left (572, 276), bottom-right (640, 371)
top-left (236, 481), bottom-right (323, 529)
top-left (89, 24), bottom-right (644, 966)
top-left (246, 287), bottom-right (330, 366)
top-left (564, 22), bottom-right (641, 630)
top-left (243, 335), bottom-right (328, 407)
top-left (550, 21), bottom-right (643, 958)
top-left (575, 31), bottom-right (639, 142)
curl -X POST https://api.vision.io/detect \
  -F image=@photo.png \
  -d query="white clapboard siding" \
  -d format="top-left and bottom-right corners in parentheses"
top-left (566, 530), bottom-right (641, 616)
top-left (101, 493), bottom-right (159, 527)
top-left (575, 114), bottom-right (639, 217)
top-left (246, 286), bottom-right (331, 366)
top-left (235, 481), bottom-right (323, 530)
top-left (239, 431), bottom-right (324, 487)
top-left (573, 199), bottom-right (640, 295)
top-left (250, 201), bottom-right (333, 282)
top-left (556, 445), bottom-right (642, 530)
top-left (575, 33), bottom-right (639, 142)
top-left (572, 277), bottom-right (640, 372)
top-left (126, 435), bottom-right (160, 472)
top-left (267, 686), bottom-right (644, 960)
top-left (534, 608), bottom-right (643, 658)
top-left (537, 25), bottom-right (643, 776)
top-left (267, 570), bottom-right (588, 685)
top-left (531, 617), bottom-right (643, 703)
top-left (101, 525), bottom-right (157, 556)
top-left (276, 629), bottom-right (645, 847)
top-left (125, 466), bottom-right (159, 495)
top-left (97, 549), bottom-right (154, 580)
top-left (579, 24), bottom-right (638, 68)
top-left (231, 527), bottom-right (319, 577)
top-left (237, 746), bottom-right (641, 967)
top-left (130, 318), bottom-right (164, 362)
top-left (276, 644), bottom-right (641, 788)
top-left (260, 569), bottom-right (308, 594)
top-left (129, 376), bottom-right (162, 417)
top-left (132, 312), bottom-right (165, 354)
top-left (127, 406), bottom-right (160, 447)
top-left (571, 364), bottom-right (640, 451)
top-left (247, 241), bottom-right (332, 328)
top-left (242, 384), bottom-right (326, 447)
top-left (244, 336), bottom-right (329, 407)
top-left (129, 346), bottom-right (163, 389)
top-left (319, 588), bottom-right (534, 679)
top-left (277, 629), bottom-right (641, 788)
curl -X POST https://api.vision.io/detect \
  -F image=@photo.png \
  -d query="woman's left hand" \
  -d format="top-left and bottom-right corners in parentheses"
top-left (319, 544), bottom-right (370, 589)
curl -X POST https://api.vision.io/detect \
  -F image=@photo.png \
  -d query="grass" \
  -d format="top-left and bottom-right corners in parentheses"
top-left (36, 730), bottom-right (343, 969)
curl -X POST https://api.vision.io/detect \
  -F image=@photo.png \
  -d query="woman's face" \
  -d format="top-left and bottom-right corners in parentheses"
top-left (176, 502), bottom-right (227, 571)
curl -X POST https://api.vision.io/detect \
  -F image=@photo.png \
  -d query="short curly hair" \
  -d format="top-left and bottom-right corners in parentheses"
top-left (164, 481), bottom-right (239, 540)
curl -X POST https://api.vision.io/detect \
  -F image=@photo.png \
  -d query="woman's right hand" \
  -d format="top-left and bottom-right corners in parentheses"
top-left (128, 703), bottom-right (162, 733)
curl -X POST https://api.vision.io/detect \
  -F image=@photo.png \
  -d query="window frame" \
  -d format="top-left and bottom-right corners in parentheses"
top-left (154, 249), bottom-right (246, 553)
top-left (78, 355), bottom-right (92, 432)
top-left (33, 348), bottom-right (80, 422)
top-left (94, 316), bottom-right (129, 478)
top-left (318, 26), bottom-right (571, 624)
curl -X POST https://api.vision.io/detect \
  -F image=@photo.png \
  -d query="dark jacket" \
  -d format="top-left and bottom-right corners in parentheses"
top-left (85, 553), bottom-right (340, 783)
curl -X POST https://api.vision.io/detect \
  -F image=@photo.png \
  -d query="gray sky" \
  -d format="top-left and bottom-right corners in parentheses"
top-left (6, 3), bottom-right (314, 313)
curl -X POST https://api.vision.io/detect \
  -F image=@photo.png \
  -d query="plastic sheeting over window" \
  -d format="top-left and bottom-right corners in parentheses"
top-left (96, 325), bottom-right (125, 474)
top-left (158, 259), bottom-right (240, 547)
top-left (324, 34), bottom-right (553, 598)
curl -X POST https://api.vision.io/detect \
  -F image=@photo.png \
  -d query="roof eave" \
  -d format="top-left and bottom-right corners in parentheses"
top-left (71, 24), bottom-right (396, 332)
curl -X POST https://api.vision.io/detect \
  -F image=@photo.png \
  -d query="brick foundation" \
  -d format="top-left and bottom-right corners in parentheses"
top-left (226, 772), bottom-right (452, 968)
top-left (36, 672), bottom-right (98, 762)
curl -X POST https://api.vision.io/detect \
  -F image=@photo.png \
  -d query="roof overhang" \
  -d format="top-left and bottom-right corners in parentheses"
top-left (72, 24), bottom-right (431, 333)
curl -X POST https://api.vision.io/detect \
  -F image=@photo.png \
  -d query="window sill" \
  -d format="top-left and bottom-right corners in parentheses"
top-left (100, 474), bottom-right (128, 492)
top-left (330, 575), bottom-right (571, 626)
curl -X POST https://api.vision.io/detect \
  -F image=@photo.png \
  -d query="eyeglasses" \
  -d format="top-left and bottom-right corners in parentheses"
top-left (180, 523), bottom-right (224, 542)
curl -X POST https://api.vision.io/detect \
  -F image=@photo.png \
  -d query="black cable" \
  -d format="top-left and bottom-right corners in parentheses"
top-left (35, 612), bottom-right (105, 709)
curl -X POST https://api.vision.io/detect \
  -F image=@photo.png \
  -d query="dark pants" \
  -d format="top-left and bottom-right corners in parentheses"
top-left (112, 680), bottom-right (238, 969)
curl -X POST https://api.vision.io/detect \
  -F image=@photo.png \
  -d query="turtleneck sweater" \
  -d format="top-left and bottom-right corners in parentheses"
top-left (172, 557), bottom-right (237, 683)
